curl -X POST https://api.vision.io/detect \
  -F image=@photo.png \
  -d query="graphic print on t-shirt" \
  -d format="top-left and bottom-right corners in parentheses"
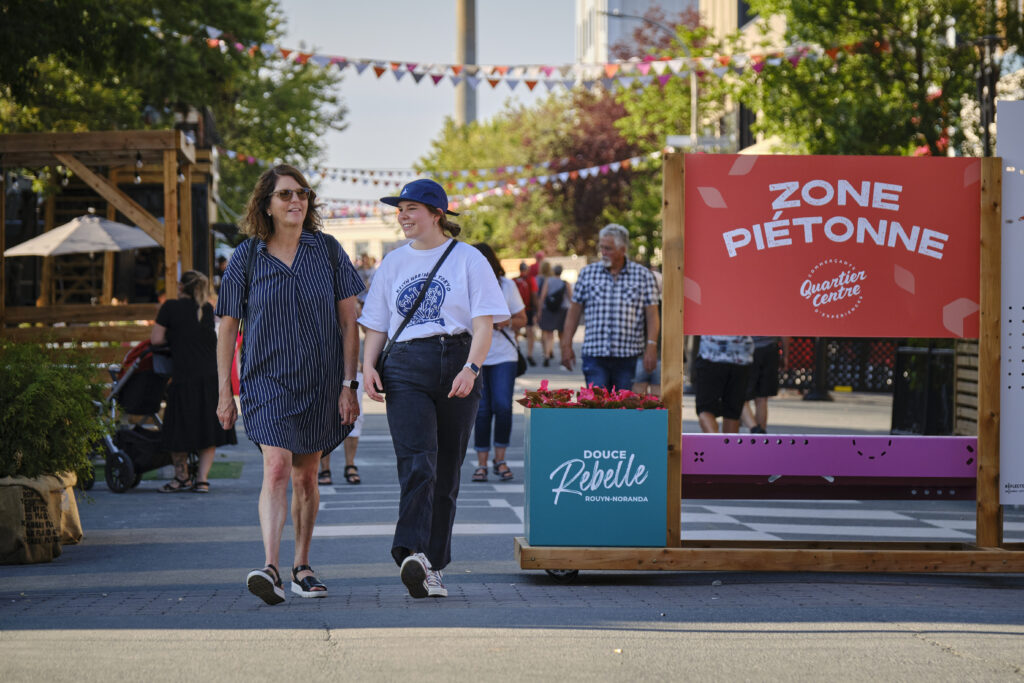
top-left (397, 274), bottom-right (449, 327)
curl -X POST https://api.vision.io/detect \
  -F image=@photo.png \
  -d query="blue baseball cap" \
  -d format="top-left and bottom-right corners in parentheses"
top-left (380, 178), bottom-right (458, 216)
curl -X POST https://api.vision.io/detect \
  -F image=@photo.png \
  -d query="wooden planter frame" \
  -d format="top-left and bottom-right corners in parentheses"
top-left (516, 153), bottom-right (1024, 574)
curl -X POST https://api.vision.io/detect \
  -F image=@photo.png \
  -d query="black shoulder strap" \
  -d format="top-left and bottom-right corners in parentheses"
top-left (323, 232), bottom-right (341, 300)
top-left (242, 237), bottom-right (259, 328)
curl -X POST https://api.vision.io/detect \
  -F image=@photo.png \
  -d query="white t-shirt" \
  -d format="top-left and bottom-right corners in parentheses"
top-left (483, 276), bottom-right (525, 366)
top-left (358, 239), bottom-right (510, 341)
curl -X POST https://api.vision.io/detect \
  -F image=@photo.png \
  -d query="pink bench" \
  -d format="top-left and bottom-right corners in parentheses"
top-left (680, 434), bottom-right (977, 500)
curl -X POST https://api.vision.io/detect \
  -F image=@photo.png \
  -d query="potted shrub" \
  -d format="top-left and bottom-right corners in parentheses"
top-left (0, 341), bottom-right (109, 563)
top-left (518, 382), bottom-right (668, 547)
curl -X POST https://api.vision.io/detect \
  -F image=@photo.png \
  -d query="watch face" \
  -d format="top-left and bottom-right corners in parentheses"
top-left (345, 380), bottom-right (359, 390)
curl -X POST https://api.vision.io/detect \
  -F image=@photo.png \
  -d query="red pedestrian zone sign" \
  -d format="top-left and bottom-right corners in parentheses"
top-left (683, 154), bottom-right (981, 338)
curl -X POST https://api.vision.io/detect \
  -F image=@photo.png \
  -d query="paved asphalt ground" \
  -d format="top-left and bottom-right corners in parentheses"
top-left (3, 347), bottom-right (1024, 681)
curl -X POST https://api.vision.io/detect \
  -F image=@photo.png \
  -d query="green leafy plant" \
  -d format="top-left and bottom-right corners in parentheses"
top-left (0, 341), bottom-right (110, 480)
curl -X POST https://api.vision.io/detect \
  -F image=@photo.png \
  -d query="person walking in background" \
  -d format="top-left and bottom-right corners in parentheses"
top-left (215, 164), bottom-right (364, 605)
top-left (151, 270), bottom-right (236, 493)
top-left (741, 336), bottom-right (789, 433)
top-left (471, 243), bottom-right (527, 483)
top-left (537, 263), bottom-right (571, 367)
top-left (632, 264), bottom-right (663, 397)
top-left (561, 223), bottom-right (659, 391)
top-left (695, 335), bottom-right (755, 434)
top-left (514, 262), bottom-right (538, 366)
top-left (360, 179), bottom-right (508, 599)
top-left (318, 369), bottom-right (365, 485)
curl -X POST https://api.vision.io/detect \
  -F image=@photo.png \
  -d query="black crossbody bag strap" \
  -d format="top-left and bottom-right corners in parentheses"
top-left (378, 239), bottom-right (458, 364)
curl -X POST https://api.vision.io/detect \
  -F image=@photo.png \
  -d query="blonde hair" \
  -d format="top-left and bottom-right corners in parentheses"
top-left (180, 270), bottom-right (210, 307)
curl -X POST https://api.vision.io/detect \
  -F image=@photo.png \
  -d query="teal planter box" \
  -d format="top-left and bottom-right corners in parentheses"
top-left (525, 408), bottom-right (668, 547)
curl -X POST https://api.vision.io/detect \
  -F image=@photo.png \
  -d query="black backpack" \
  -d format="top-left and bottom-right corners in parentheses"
top-left (544, 282), bottom-right (565, 312)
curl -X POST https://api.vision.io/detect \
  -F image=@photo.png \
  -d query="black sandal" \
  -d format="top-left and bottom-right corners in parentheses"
top-left (493, 460), bottom-right (514, 481)
top-left (159, 476), bottom-right (193, 493)
top-left (344, 465), bottom-right (361, 485)
top-left (472, 467), bottom-right (488, 482)
top-left (291, 564), bottom-right (328, 598)
top-left (318, 469), bottom-right (332, 485)
top-left (192, 481), bottom-right (210, 493)
top-left (247, 564), bottom-right (285, 605)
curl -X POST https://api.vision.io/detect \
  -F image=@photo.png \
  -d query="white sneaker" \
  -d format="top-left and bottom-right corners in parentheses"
top-left (426, 569), bottom-right (447, 598)
top-left (400, 552), bottom-right (430, 599)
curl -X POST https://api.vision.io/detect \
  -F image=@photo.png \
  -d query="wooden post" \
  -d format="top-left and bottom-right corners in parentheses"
top-left (162, 149), bottom-right (179, 299)
top-left (102, 170), bottom-right (117, 304)
top-left (662, 152), bottom-right (684, 547)
top-left (976, 157), bottom-right (1002, 547)
top-left (0, 167), bottom-right (5, 327)
top-left (39, 190), bottom-right (56, 306)
top-left (179, 161), bottom-right (193, 272)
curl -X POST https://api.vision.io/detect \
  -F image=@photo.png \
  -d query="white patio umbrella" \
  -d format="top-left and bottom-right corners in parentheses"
top-left (3, 215), bottom-right (159, 257)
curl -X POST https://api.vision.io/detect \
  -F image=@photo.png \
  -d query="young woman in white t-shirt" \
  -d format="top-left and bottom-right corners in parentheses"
top-left (471, 243), bottom-right (527, 483)
top-left (359, 179), bottom-right (509, 599)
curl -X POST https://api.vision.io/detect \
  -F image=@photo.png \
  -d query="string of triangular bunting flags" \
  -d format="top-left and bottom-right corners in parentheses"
top-left (217, 145), bottom-right (663, 196)
top-left (200, 24), bottom-right (891, 92)
top-left (218, 145), bottom-right (664, 215)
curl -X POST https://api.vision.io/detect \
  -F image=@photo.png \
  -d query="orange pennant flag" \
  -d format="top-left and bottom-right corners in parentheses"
top-left (604, 63), bottom-right (620, 78)
top-left (492, 65), bottom-right (509, 76)
top-left (280, 48), bottom-right (292, 60)
top-left (297, 52), bottom-right (312, 65)
top-left (451, 64), bottom-right (463, 76)
top-left (525, 80), bottom-right (538, 91)
top-left (487, 78), bottom-right (501, 88)
top-left (373, 66), bottom-right (388, 77)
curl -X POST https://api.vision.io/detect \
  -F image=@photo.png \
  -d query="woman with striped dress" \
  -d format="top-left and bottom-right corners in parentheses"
top-left (215, 165), bottom-right (364, 605)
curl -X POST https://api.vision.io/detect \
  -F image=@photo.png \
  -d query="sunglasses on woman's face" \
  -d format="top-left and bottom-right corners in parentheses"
top-left (268, 188), bottom-right (312, 201)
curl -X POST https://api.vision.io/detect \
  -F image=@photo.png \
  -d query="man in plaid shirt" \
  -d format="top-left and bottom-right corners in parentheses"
top-left (561, 224), bottom-right (660, 390)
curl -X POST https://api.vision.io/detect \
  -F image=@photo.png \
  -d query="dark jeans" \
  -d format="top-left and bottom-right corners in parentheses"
top-left (381, 334), bottom-right (480, 571)
top-left (474, 360), bottom-right (517, 452)
top-left (581, 354), bottom-right (640, 391)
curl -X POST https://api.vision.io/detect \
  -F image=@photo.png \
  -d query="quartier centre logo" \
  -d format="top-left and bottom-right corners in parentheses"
top-left (800, 258), bottom-right (866, 320)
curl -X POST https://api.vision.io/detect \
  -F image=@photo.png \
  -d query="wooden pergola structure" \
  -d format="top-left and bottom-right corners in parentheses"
top-left (1, 130), bottom-right (197, 363)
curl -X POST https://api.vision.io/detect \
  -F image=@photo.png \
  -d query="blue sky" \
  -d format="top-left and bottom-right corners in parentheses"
top-left (276, 0), bottom-right (577, 203)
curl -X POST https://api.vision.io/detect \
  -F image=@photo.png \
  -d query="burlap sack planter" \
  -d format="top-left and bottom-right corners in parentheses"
top-left (0, 473), bottom-right (83, 564)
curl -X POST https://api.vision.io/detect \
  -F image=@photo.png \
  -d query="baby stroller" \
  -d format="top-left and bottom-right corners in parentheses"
top-left (89, 340), bottom-right (197, 492)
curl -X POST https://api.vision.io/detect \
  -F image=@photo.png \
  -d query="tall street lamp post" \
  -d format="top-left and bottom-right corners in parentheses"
top-left (599, 8), bottom-right (698, 144)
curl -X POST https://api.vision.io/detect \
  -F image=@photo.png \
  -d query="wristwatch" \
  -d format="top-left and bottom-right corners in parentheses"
top-left (342, 379), bottom-right (359, 390)
top-left (463, 362), bottom-right (480, 376)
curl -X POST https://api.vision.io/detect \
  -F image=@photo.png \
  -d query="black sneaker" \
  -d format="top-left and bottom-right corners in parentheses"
top-left (400, 553), bottom-right (430, 599)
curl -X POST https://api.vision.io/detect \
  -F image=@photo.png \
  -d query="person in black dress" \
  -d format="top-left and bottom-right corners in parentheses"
top-left (151, 270), bottom-right (236, 493)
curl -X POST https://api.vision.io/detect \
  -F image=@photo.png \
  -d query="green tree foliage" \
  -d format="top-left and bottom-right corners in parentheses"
top-left (609, 13), bottom-right (735, 264)
top-left (418, 90), bottom-right (645, 259)
top-left (0, 342), bottom-right (109, 480)
top-left (738, 0), bottom-right (996, 156)
top-left (0, 0), bottom-right (345, 214)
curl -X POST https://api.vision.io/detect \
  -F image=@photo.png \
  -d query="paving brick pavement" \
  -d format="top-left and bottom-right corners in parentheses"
top-left (3, 341), bottom-right (1024, 680)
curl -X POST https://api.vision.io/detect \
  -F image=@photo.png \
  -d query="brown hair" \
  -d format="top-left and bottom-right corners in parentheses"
top-left (427, 206), bottom-right (462, 238)
top-left (540, 260), bottom-right (553, 277)
top-left (473, 242), bottom-right (504, 281)
top-left (241, 164), bottom-right (322, 241)
top-left (180, 270), bottom-right (210, 307)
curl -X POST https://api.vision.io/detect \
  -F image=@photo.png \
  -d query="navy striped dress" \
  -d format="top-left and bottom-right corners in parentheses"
top-left (216, 230), bottom-right (364, 454)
